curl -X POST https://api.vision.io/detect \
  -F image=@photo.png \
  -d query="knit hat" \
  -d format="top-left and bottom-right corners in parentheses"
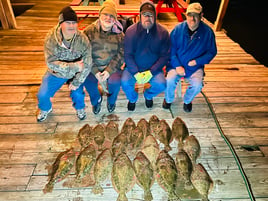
top-left (99, 0), bottom-right (117, 19)
top-left (140, 0), bottom-right (155, 15)
top-left (186, 2), bottom-right (202, 14)
top-left (59, 6), bottom-right (77, 24)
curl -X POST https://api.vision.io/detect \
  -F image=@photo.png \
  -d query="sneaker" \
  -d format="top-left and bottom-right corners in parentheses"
top-left (162, 99), bottom-right (171, 109)
top-left (37, 108), bottom-right (52, 122)
top-left (107, 103), bottom-right (116, 113)
top-left (183, 102), bottom-right (192, 113)
top-left (127, 101), bottom-right (136, 111)
top-left (92, 97), bottom-right (102, 114)
top-left (77, 109), bottom-right (87, 120)
top-left (145, 99), bottom-right (153, 108)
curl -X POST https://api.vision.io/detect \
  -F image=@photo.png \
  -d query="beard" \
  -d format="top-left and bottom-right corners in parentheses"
top-left (142, 20), bottom-right (154, 30)
top-left (100, 19), bottom-right (114, 31)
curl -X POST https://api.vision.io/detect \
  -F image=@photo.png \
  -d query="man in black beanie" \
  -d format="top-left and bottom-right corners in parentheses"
top-left (36, 6), bottom-right (92, 122)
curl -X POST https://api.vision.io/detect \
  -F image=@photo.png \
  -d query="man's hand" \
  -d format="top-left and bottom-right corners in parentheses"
top-left (176, 66), bottom-right (185, 76)
top-left (76, 60), bottom-right (84, 72)
top-left (69, 83), bottom-right (79, 91)
top-left (95, 71), bottom-right (110, 82)
top-left (95, 72), bottom-right (103, 82)
top-left (100, 71), bottom-right (110, 81)
top-left (188, 60), bottom-right (196, 67)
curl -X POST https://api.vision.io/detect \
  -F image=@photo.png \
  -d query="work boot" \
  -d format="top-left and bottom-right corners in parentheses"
top-left (162, 99), bottom-right (171, 109)
top-left (183, 102), bottom-right (192, 113)
top-left (92, 97), bottom-right (102, 114)
top-left (127, 101), bottom-right (136, 111)
top-left (145, 99), bottom-right (153, 108)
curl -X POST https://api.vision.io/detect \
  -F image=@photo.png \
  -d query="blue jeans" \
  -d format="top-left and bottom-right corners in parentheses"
top-left (165, 68), bottom-right (204, 104)
top-left (121, 70), bottom-right (166, 103)
top-left (37, 71), bottom-right (85, 111)
top-left (84, 71), bottom-right (122, 106)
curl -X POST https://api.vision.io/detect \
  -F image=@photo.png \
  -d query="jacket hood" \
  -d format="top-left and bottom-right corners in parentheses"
top-left (140, 0), bottom-right (156, 24)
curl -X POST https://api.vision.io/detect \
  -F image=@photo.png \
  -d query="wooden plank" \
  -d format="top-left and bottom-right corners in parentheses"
top-left (0, 0), bottom-right (17, 29)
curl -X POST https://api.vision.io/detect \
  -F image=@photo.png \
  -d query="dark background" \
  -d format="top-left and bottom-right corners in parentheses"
top-left (196, 0), bottom-right (267, 67)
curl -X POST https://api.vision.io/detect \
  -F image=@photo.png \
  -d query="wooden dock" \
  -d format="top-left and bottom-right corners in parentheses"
top-left (0, 0), bottom-right (267, 200)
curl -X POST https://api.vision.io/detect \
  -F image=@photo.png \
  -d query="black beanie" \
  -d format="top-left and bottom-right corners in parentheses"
top-left (59, 6), bottom-right (77, 24)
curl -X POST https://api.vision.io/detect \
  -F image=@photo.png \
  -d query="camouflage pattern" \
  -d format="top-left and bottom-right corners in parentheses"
top-left (83, 20), bottom-right (124, 75)
top-left (44, 24), bottom-right (92, 87)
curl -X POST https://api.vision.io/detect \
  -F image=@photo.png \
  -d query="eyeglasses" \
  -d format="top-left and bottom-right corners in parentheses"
top-left (142, 12), bottom-right (153, 17)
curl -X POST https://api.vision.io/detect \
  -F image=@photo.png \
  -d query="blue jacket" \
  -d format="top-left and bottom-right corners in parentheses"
top-left (124, 22), bottom-right (171, 76)
top-left (168, 21), bottom-right (217, 77)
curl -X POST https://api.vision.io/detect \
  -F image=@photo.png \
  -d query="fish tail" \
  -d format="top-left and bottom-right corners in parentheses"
top-left (144, 189), bottom-right (153, 201)
top-left (92, 183), bottom-right (103, 194)
top-left (117, 192), bottom-right (128, 201)
top-left (43, 182), bottom-right (54, 194)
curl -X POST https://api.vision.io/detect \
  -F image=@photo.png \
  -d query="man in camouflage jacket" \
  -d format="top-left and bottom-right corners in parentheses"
top-left (83, 0), bottom-right (124, 114)
top-left (37, 6), bottom-right (92, 122)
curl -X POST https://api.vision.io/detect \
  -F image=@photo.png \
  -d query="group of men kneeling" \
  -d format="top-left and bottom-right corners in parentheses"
top-left (37, 0), bottom-right (217, 122)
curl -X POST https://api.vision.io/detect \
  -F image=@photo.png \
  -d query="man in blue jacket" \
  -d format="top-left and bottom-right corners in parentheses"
top-left (121, 0), bottom-right (170, 111)
top-left (163, 2), bottom-right (217, 112)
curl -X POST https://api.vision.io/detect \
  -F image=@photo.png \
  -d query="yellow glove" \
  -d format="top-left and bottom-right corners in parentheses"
top-left (134, 72), bottom-right (144, 84)
top-left (141, 70), bottom-right (153, 83)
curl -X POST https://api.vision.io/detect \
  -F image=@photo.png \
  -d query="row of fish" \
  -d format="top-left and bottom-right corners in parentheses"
top-left (43, 115), bottom-right (213, 201)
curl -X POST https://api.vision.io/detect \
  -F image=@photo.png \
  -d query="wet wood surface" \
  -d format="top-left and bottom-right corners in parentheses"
top-left (0, 0), bottom-right (267, 200)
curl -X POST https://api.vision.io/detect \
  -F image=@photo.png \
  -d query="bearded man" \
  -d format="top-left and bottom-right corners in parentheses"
top-left (121, 0), bottom-right (170, 111)
top-left (83, 0), bottom-right (124, 114)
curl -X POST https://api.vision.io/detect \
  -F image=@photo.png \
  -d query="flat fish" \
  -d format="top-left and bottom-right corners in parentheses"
top-left (77, 124), bottom-right (93, 148)
top-left (92, 148), bottom-right (113, 194)
top-left (141, 134), bottom-right (160, 171)
top-left (43, 148), bottom-right (76, 193)
top-left (156, 119), bottom-right (173, 151)
top-left (93, 124), bottom-right (106, 151)
top-left (75, 144), bottom-right (96, 181)
top-left (172, 117), bottom-right (189, 149)
top-left (133, 151), bottom-right (154, 201)
top-left (111, 153), bottom-right (136, 201)
top-left (156, 150), bottom-right (181, 201)
top-left (137, 118), bottom-right (150, 137)
top-left (191, 163), bottom-right (213, 201)
top-left (105, 120), bottom-right (119, 141)
top-left (121, 117), bottom-right (136, 143)
top-left (111, 132), bottom-right (128, 158)
top-left (149, 115), bottom-right (161, 137)
top-left (175, 149), bottom-right (193, 189)
top-left (183, 135), bottom-right (201, 164)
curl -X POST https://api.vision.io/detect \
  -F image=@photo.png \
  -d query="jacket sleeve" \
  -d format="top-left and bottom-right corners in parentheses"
top-left (70, 35), bottom-right (92, 87)
top-left (106, 32), bottom-right (124, 74)
top-left (195, 30), bottom-right (217, 66)
top-left (44, 35), bottom-right (80, 78)
top-left (150, 29), bottom-right (171, 76)
top-left (124, 28), bottom-right (139, 75)
top-left (169, 27), bottom-right (182, 69)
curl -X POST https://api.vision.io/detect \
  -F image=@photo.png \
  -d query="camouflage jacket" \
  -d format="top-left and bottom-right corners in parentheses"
top-left (44, 24), bottom-right (92, 87)
top-left (83, 20), bottom-right (124, 75)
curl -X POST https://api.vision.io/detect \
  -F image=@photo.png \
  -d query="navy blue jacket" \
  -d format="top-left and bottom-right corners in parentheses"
top-left (168, 21), bottom-right (217, 77)
top-left (124, 22), bottom-right (171, 76)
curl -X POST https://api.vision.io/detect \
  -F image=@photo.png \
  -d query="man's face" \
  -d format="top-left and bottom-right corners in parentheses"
top-left (100, 13), bottom-right (115, 31)
top-left (60, 21), bottom-right (77, 36)
top-left (186, 12), bottom-right (202, 31)
top-left (141, 11), bottom-right (154, 30)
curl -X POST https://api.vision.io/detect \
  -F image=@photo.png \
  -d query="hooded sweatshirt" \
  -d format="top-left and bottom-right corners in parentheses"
top-left (124, 1), bottom-right (171, 76)
top-left (44, 24), bottom-right (92, 87)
